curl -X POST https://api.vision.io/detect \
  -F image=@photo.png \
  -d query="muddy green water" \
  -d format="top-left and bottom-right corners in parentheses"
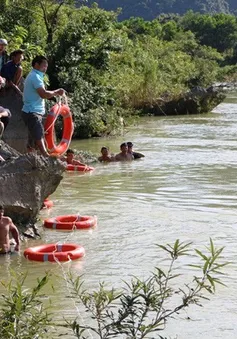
top-left (1, 92), bottom-right (237, 338)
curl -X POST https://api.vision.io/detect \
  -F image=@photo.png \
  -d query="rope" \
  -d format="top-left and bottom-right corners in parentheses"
top-left (44, 95), bottom-right (69, 135)
top-left (44, 102), bottom-right (62, 136)
top-left (49, 218), bottom-right (94, 339)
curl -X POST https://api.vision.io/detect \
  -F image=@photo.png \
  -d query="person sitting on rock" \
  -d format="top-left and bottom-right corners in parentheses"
top-left (0, 38), bottom-right (8, 73)
top-left (127, 142), bottom-right (145, 159)
top-left (0, 106), bottom-right (11, 139)
top-left (61, 149), bottom-right (85, 166)
top-left (98, 146), bottom-right (115, 162)
top-left (0, 205), bottom-right (20, 254)
top-left (1, 49), bottom-right (24, 88)
top-left (115, 142), bottom-right (134, 162)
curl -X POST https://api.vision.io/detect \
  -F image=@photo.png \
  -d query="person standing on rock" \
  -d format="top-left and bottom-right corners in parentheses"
top-left (22, 55), bottom-right (65, 156)
top-left (0, 205), bottom-right (20, 254)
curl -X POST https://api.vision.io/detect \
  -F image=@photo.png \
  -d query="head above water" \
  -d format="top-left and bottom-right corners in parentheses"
top-left (10, 49), bottom-right (24, 65)
top-left (127, 142), bottom-right (133, 153)
top-left (66, 149), bottom-right (74, 163)
top-left (66, 149), bottom-right (74, 155)
top-left (32, 55), bottom-right (48, 73)
top-left (120, 142), bottom-right (128, 152)
top-left (101, 146), bottom-right (109, 156)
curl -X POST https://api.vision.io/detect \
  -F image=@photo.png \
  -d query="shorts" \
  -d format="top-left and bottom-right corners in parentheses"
top-left (22, 111), bottom-right (44, 149)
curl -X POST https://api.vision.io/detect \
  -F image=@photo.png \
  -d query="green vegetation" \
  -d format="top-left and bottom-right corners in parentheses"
top-left (87, 0), bottom-right (236, 20)
top-left (0, 239), bottom-right (229, 338)
top-left (0, 272), bottom-right (51, 339)
top-left (0, 1), bottom-right (236, 137)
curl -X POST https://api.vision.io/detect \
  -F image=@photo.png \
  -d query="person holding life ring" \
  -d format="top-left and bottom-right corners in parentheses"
top-left (22, 55), bottom-right (65, 156)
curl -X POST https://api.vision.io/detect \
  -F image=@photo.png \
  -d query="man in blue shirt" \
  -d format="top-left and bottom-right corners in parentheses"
top-left (22, 55), bottom-right (65, 156)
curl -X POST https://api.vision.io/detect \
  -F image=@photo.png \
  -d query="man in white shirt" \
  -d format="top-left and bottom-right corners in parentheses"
top-left (0, 38), bottom-right (8, 72)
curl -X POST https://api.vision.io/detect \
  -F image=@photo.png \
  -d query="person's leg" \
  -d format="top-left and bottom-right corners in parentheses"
top-left (0, 121), bottom-right (4, 139)
top-left (30, 114), bottom-right (49, 157)
top-left (35, 138), bottom-right (49, 156)
top-left (22, 112), bottom-right (36, 152)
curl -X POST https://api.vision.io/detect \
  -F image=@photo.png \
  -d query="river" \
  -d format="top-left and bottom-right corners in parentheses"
top-left (1, 92), bottom-right (237, 338)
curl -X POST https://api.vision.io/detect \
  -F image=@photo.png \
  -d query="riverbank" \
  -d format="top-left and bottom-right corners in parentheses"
top-left (1, 5), bottom-right (236, 138)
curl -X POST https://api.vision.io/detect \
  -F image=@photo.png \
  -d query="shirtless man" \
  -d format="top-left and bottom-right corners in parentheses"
top-left (0, 205), bottom-right (20, 254)
top-left (98, 146), bottom-right (115, 162)
top-left (61, 149), bottom-right (85, 166)
top-left (115, 142), bottom-right (134, 161)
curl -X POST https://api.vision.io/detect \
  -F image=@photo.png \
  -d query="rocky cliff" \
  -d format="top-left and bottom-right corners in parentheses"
top-left (0, 89), bottom-right (66, 229)
top-left (0, 141), bottom-right (65, 226)
top-left (0, 88), bottom-right (28, 153)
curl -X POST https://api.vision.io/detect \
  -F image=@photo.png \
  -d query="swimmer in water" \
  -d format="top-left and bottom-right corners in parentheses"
top-left (98, 146), bottom-right (115, 162)
top-left (0, 205), bottom-right (20, 254)
top-left (127, 142), bottom-right (145, 159)
top-left (61, 149), bottom-right (85, 166)
top-left (115, 142), bottom-right (134, 161)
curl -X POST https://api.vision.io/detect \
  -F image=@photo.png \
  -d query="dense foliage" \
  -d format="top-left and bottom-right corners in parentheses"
top-left (0, 1), bottom-right (236, 138)
top-left (86, 0), bottom-right (237, 20)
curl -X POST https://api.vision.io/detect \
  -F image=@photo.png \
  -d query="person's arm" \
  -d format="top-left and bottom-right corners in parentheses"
top-left (73, 159), bottom-right (86, 166)
top-left (36, 87), bottom-right (65, 99)
top-left (13, 66), bottom-right (23, 86)
top-left (9, 220), bottom-right (20, 251)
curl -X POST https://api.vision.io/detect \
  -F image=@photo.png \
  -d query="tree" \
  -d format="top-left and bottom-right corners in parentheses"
top-left (181, 11), bottom-right (237, 52)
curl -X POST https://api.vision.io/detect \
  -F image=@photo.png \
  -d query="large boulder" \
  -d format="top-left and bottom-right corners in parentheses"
top-left (0, 141), bottom-right (65, 226)
top-left (0, 88), bottom-right (28, 153)
top-left (139, 86), bottom-right (226, 116)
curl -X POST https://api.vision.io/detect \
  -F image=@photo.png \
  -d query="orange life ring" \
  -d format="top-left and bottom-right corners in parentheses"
top-left (42, 198), bottom-right (54, 209)
top-left (44, 215), bottom-right (97, 230)
top-left (24, 243), bottom-right (85, 262)
top-left (67, 164), bottom-right (94, 172)
top-left (44, 103), bottom-right (73, 156)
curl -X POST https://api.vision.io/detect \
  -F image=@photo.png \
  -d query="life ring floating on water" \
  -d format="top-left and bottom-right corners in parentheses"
top-left (42, 198), bottom-right (54, 209)
top-left (24, 243), bottom-right (85, 262)
top-left (44, 103), bottom-right (74, 156)
top-left (44, 215), bottom-right (97, 230)
top-left (67, 164), bottom-right (94, 172)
